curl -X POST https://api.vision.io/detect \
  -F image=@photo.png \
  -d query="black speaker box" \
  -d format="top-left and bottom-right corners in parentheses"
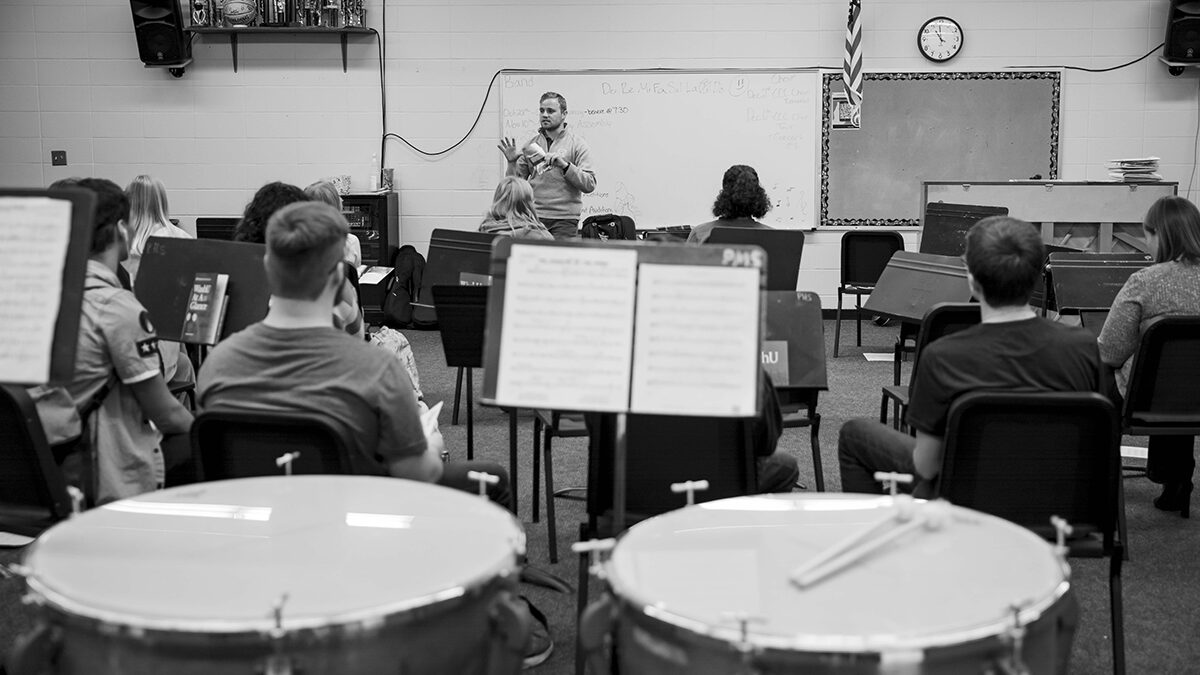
top-left (129, 0), bottom-right (190, 66)
top-left (1165, 1), bottom-right (1200, 62)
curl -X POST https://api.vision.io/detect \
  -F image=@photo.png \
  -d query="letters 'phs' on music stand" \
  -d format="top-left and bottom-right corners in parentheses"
top-left (863, 251), bottom-right (972, 324)
top-left (919, 203), bottom-right (1010, 257)
top-left (0, 188), bottom-right (96, 386)
top-left (1045, 252), bottom-right (1153, 315)
top-left (135, 237), bottom-right (270, 343)
top-left (480, 238), bottom-right (766, 533)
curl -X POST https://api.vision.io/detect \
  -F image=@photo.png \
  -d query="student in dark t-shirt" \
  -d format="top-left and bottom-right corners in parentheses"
top-left (838, 216), bottom-right (1108, 496)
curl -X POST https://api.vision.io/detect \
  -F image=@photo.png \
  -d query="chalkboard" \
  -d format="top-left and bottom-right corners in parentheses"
top-left (821, 71), bottom-right (1060, 227)
top-left (501, 70), bottom-right (820, 230)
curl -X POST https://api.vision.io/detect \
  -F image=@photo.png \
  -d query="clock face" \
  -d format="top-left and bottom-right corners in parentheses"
top-left (919, 17), bottom-right (963, 62)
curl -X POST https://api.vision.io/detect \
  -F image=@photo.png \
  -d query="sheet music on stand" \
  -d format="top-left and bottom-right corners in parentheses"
top-left (0, 189), bottom-right (95, 386)
top-left (481, 239), bottom-right (765, 531)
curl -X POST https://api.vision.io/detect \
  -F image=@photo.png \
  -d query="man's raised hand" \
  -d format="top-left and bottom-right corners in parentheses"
top-left (497, 137), bottom-right (520, 162)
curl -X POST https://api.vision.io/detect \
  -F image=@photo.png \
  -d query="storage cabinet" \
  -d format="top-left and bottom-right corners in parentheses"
top-left (342, 192), bottom-right (400, 266)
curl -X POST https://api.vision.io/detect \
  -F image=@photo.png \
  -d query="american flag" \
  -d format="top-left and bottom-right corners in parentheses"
top-left (843, 0), bottom-right (863, 107)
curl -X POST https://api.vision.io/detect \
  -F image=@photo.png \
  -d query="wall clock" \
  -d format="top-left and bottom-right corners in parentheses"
top-left (918, 16), bottom-right (963, 62)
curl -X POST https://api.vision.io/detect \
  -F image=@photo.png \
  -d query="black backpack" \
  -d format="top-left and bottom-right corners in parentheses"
top-left (383, 245), bottom-right (425, 328)
top-left (580, 214), bottom-right (636, 241)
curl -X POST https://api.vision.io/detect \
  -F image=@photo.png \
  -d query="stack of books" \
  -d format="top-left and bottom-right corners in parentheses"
top-left (1107, 157), bottom-right (1162, 182)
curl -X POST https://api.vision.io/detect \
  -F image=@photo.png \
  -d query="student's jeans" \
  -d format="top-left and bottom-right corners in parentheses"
top-left (540, 218), bottom-right (581, 240)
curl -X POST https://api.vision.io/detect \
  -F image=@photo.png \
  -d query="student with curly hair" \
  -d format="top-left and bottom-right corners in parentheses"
top-left (687, 165), bottom-right (774, 244)
top-left (233, 181), bottom-right (307, 244)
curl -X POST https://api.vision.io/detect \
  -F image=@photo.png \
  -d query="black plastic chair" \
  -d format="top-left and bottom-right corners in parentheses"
top-left (195, 216), bottom-right (240, 241)
top-left (834, 231), bottom-right (904, 357)
top-left (431, 285), bottom-right (488, 461)
top-left (880, 303), bottom-right (980, 431)
top-left (1120, 316), bottom-right (1200, 483)
top-left (706, 227), bottom-right (805, 291)
top-left (0, 385), bottom-right (78, 537)
top-left (190, 409), bottom-right (353, 481)
top-left (779, 389), bottom-right (823, 491)
top-left (531, 409), bottom-right (588, 564)
top-left (936, 390), bottom-right (1126, 675)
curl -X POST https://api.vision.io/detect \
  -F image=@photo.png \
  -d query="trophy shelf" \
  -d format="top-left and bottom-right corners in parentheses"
top-left (186, 26), bottom-right (375, 73)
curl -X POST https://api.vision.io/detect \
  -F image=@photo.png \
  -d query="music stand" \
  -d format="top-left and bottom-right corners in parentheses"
top-left (135, 237), bottom-right (270, 342)
top-left (1046, 253), bottom-right (1152, 315)
top-left (863, 251), bottom-right (972, 323)
top-left (920, 203), bottom-right (1009, 256)
top-left (411, 229), bottom-right (499, 326)
top-left (0, 188), bottom-right (96, 386)
top-left (707, 227), bottom-right (805, 291)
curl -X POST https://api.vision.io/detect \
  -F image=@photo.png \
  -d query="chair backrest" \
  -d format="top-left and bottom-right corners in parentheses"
top-left (937, 391), bottom-right (1119, 546)
top-left (706, 227), bottom-right (805, 291)
top-left (191, 410), bottom-right (353, 481)
top-left (909, 302), bottom-right (981, 384)
top-left (585, 413), bottom-right (757, 522)
top-left (0, 385), bottom-right (74, 525)
top-left (431, 284), bottom-right (489, 369)
top-left (840, 230), bottom-right (904, 287)
top-left (195, 216), bottom-right (240, 241)
top-left (1123, 315), bottom-right (1200, 434)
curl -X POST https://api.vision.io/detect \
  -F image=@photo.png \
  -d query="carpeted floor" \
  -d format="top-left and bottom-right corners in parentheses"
top-left (2, 319), bottom-right (1198, 674)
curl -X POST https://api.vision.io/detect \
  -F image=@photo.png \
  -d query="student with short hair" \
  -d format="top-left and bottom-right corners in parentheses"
top-left (50, 178), bottom-right (194, 503)
top-left (197, 201), bottom-right (511, 505)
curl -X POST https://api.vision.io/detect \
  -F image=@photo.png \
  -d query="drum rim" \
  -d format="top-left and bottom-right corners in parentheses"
top-left (606, 494), bottom-right (1073, 654)
top-left (24, 564), bottom-right (521, 635)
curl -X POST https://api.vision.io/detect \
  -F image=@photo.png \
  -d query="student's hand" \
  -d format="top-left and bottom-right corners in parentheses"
top-left (497, 137), bottom-right (520, 163)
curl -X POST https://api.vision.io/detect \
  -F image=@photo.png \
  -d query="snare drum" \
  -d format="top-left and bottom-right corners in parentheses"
top-left (594, 494), bottom-right (1072, 675)
top-left (12, 476), bottom-right (528, 675)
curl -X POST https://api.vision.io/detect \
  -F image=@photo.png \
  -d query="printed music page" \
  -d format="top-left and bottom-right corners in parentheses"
top-left (0, 197), bottom-right (72, 384)
top-left (630, 263), bottom-right (760, 416)
top-left (495, 244), bottom-right (638, 411)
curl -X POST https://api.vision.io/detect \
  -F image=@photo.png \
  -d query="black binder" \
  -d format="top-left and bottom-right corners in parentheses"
top-left (920, 202), bottom-right (1009, 256)
top-left (411, 229), bottom-right (499, 326)
top-left (863, 251), bottom-right (972, 323)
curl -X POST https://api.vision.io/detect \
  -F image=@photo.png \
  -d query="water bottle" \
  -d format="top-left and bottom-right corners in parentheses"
top-left (368, 153), bottom-right (379, 191)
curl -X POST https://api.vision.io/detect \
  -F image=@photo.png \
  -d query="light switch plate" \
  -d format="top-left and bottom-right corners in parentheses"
top-left (51, 150), bottom-right (67, 166)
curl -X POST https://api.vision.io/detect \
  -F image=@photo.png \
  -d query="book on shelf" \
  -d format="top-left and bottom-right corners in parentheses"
top-left (180, 272), bottom-right (230, 345)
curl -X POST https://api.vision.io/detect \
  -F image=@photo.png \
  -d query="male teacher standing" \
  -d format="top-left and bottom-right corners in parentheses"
top-left (498, 91), bottom-right (596, 239)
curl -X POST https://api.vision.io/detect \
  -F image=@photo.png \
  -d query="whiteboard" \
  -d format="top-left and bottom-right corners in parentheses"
top-left (500, 70), bottom-right (820, 230)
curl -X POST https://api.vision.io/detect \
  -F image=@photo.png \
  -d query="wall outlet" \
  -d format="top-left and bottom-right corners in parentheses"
top-left (51, 150), bottom-right (67, 166)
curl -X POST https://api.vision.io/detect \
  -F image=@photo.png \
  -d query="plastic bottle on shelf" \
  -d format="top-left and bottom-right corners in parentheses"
top-left (368, 153), bottom-right (379, 191)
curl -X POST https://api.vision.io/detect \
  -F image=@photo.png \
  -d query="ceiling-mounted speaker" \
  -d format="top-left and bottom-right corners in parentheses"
top-left (129, 0), bottom-right (191, 66)
top-left (1165, 0), bottom-right (1200, 62)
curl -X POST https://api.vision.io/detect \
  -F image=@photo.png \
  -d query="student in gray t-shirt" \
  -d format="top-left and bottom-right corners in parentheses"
top-left (198, 201), bottom-right (511, 506)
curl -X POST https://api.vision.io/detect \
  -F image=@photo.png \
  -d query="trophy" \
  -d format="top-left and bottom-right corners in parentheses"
top-left (191, 0), bottom-right (212, 26)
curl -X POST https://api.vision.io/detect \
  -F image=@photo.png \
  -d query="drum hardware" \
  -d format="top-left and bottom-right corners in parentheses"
top-left (440, 451), bottom-right (450, 463)
top-left (669, 480), bottom-right (709, 506)
top-left (275, 451), bottom-right (301, 475)
top-left (790, 496), bottom-right (951, 589)
top-left (467, 470), bottom-right (500, 499)
top-left (995, 603), bottom-right (1032, 675)
top-left (874, 470), bottom-right (913, 495)
top-left (1050, 515), bottom-right (1073, 560)
top-left (260, 593), bottom-right (293, 675)
top-left (0, 564), bottom-right (30, 580)
top-left (572, 538), bottom-right (616, 581)
top-left (67, 486), bottom-right (85, 515)
top-left (719, 611), bottom-right (766, 673)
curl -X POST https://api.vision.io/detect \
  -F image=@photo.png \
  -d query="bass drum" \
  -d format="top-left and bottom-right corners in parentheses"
top-left (11, 476), bottom-right (528, 675)
top-left (600, 494), bottom-right (1073, 674)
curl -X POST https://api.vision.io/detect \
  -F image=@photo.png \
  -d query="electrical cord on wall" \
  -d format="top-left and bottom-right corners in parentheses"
top-left (1008, 43), bottom-right (1165, 72)
top-left (1189, 78), bottom-right (1200, 200)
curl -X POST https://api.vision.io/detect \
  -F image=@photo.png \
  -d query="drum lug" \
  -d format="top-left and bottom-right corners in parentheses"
top-left (571, 538), bottom-right (616, 581)
top-left (994, 603), bottom-right (1031, 675)
top-left (720, 611), bottom-right (766, 674)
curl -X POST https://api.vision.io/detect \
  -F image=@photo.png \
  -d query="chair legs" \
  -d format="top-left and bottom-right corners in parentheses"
top-left (810, 411), bottom-right (824, 492)
top-left (834, 288), bottom-right (844, 357)
top-left (532, 416), bottom-right (542, 524)
top-left (1110, 547), bottom-right (1126, 675)
top-left (545, 427), bottom-right (559, 564)
top-left (465, 367), bottom-right (474, 461)
top-left (452, 366), bottom-right (463, 425)
top-left (575, 522), bottom-right (592, 675)
top-left (855, 294), bottom-right (863, 347)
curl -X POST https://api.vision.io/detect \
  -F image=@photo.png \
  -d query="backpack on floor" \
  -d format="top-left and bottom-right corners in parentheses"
top-left (580, 214), bottom-right (636, 241)
top-left (383, 245), bottom-right (425, 328)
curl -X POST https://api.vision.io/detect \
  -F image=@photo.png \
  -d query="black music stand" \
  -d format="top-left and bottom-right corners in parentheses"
top-left (863, 251), bottom-right (972, 323)
top-left (762, 291), bottom-right (828, 490)
top-left (707, 227), bottom-right (805, 291)
top-left (411, 229), bottom-right (499, 326)
top-left (135, 237), bottom-right (270, 342)
top-left (1046, 253), bottom-right (1153, 315)
top-left (920, 203), bottom-right (1009, 256)
top-left (0, 188), bottom-right (96, 386)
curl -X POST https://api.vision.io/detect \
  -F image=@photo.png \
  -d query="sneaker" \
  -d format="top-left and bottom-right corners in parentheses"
top-left (522, 598), bottom-right (554, 669)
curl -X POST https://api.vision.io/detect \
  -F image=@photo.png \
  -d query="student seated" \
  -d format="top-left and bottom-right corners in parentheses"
top-left (35, 178), bottom-right (194, 504)
top-left (304, 180), bottom-right (362, 267)
top-left (197, 201), bottom-right (511, 507)
top-left (687, 164), bottom-right (774, 244)
top-left (479, 177), bottom-right (554, 240)
top-left (837, 216), bottom-right (1109, 496)
top-left (1098, 195), bottom-right (1200, 516)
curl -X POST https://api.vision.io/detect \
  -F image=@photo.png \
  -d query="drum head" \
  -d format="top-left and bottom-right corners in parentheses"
top-left (608, 494), bottom-right (1067, 654)
top-left (25, 476), bottom-right (524, 633)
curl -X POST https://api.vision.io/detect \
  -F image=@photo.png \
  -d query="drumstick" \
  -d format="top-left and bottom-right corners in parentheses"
top-left (788, 494), bottom-right (915, 584)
